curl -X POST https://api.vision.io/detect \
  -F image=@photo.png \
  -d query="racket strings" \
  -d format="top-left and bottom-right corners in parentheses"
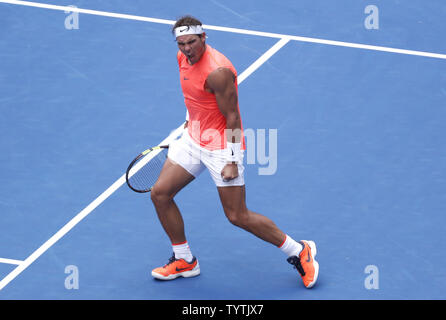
top-left (128, 148), bottom-right (168, 192)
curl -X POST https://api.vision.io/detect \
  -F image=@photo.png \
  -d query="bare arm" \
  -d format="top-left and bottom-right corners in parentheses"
top-left (205, 67), bottom-right (241, 180)
top-left (205, 67), bottom-right (241, 143)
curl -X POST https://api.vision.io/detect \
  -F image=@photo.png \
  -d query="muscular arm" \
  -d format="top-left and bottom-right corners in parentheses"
top-left (205, 67), bottom-right (241, 180)
top-left (205, 67), bottom-right (241, 143)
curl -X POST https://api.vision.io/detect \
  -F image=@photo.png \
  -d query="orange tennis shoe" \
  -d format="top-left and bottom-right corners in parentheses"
top-left (287, 240), bottom-right (319, 288)
top-left (151, 254), bottom-right (200, 280)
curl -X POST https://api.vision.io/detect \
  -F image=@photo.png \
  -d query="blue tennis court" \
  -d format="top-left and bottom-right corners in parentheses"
top-left (1, 0), bottom-right (445, 300)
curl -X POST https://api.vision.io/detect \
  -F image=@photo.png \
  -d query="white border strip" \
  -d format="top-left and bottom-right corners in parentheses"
top-left (0, 0), bottom-right (445, 60)
top-left (0, 258), bottom-right (24, 266)
top-left (0, 0), bottom-right (441, 291)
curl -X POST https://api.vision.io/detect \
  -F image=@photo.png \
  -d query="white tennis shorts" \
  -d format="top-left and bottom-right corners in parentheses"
top-left (168, 131), bottom-right (245, 187)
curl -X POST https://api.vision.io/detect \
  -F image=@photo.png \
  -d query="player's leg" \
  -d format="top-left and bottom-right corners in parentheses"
top-left (151, 158), bottom-right (195, 244)
top-left (202, 147), bottom-right (285, 246)
top-left (217, 185), bottom-right (319, 288)
top-left (150, 134), bottom-right (204, 280)
top-left (207, 146), bottom-right (319, 288)
top-left (217, 185), bottom-right (285, 246)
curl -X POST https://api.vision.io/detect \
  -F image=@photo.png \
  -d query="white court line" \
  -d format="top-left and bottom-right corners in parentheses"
top-left (0, 0), bottom-right (176, 25)
top-left (237, 37), bottom-right (290, 84)
top-left (0, 0), bottom-right (446, 60)
top-left (0, 258), bottom-right (24, 265)
top-left (0, 35), bottom-right (288, 290)
top-left (0, 125), bottom-right (184, 291)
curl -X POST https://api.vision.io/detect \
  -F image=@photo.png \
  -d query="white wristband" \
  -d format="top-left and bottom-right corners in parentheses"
top-left (227, 142), bottom-right (242, 163)
top-left (185, 110), bottom-right (189, 121)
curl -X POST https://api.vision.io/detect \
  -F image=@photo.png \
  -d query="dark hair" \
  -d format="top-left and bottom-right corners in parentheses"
top-left (172, 15), bottom-right (203, 36)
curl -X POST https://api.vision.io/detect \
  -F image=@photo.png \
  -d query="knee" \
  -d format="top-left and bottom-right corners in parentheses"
top-left (150, 186), bottom-right (173, 206)
top-left (226, 210), bottom-right (250, 229)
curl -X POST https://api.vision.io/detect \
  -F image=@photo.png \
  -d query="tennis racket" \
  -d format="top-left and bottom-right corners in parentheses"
top-left (125, 145), bottom-right (169, 193)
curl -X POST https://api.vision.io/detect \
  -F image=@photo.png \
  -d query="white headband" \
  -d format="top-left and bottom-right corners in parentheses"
top-left (174, 25), bottom-right (204, 38)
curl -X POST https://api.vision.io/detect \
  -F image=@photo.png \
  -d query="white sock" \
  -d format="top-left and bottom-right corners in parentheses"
top-left (279, 235), bottom-right (303, 257)
top-left (172, 241), bottom-right (193, 262)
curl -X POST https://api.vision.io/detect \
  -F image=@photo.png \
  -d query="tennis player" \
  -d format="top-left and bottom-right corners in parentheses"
top-left (150, 16), bottom-right (319, 288)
